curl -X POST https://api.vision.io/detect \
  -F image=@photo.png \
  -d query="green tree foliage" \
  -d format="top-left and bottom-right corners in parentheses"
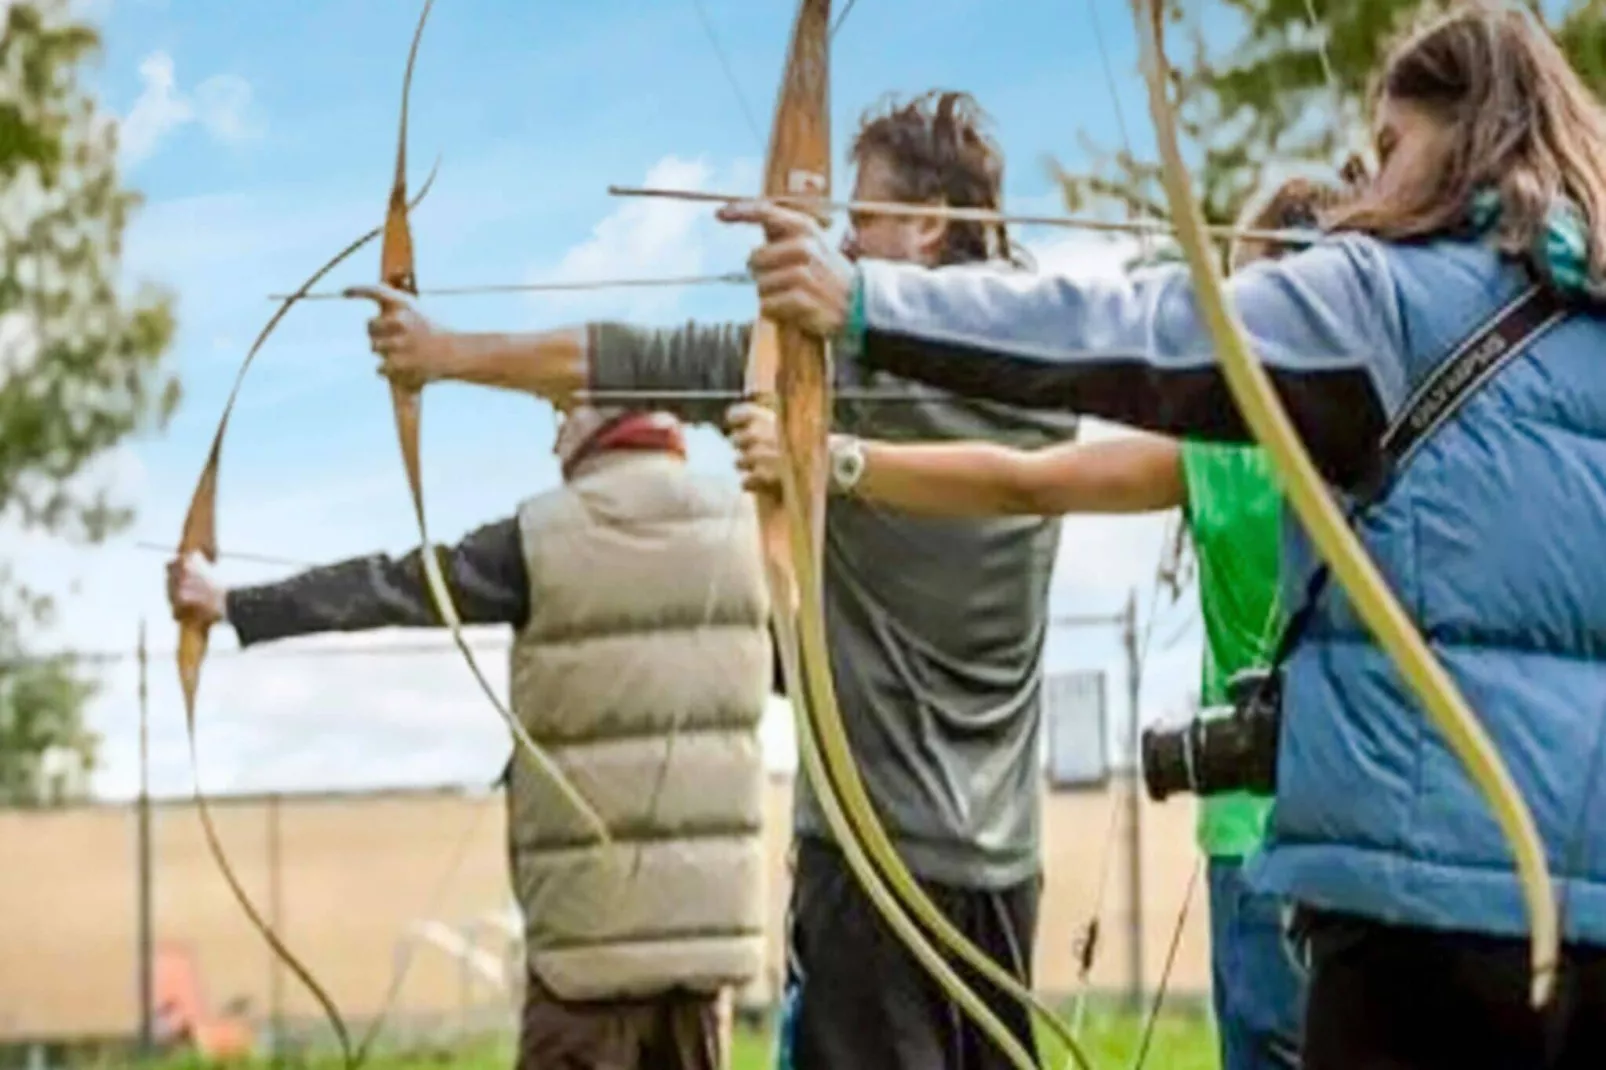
top-left (1058, 0), bottom-right (1606, 241)
top-left (0, 1), bottom-right (179, 805)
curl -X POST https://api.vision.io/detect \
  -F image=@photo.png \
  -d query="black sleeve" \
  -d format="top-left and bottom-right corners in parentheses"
top-left (224, 517), bottom-right (530, 647)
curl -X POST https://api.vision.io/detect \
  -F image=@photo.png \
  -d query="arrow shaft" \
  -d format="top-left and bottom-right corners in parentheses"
top-left (575, 386), bottom-right (955, 405)
top-left (609, 184), bottom-right (1319, 245)
top-left (269, 271), bottom-right (751, 302)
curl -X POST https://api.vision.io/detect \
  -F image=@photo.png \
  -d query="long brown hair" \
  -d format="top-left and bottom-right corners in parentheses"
top-left (1330, 3), bottom-right (1606, 285)
top-left (849, 90), bottom-right (1012, 265)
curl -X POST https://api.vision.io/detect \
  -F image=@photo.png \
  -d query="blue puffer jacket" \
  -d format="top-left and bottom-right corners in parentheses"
top-left (1254, 239), bottom-right (1606, 946)
top-left (839, 228), bottom-right (1606, 947)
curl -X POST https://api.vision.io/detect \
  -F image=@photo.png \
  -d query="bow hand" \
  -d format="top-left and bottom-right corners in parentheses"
top-left (726, 401), bottom-right (784, 494)
top-left (167, 551), bottom-right (227, 628)
top-left (720, 199), bottom-right (854, 338)
top-left (345, 282), bottom-right (453, 391)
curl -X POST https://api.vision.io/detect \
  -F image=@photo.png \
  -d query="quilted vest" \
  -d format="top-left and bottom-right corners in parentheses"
top-left (1250, 240), bottom-right (1606, 947)
top-left (507, 450), bottom-right (771, 999)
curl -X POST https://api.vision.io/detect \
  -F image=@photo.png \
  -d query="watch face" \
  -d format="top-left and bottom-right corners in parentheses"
top-left (833, 440), bottom-right (864, 491)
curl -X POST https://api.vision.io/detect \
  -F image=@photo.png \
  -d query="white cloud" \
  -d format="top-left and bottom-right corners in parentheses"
top-left (543, 156), bottom-right (720, 281)
top-left (120, 51), bottom-right (260, 169)
top-left (191, 73), bottom-right (257, 143)
top-left (1026, 228), bottom-right (1141, 278)
top-left (524, 154), bottom-right (761, 321)
top-left (120, 54), bottom-right (190, 166)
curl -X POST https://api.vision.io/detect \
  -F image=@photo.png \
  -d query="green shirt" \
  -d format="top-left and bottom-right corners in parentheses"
top-left (1180, 441), bottom-right (1284, 859)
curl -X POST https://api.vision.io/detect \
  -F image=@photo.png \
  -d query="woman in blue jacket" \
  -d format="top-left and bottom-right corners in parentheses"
top-left (717, 6), bottom-right (1606, 1068)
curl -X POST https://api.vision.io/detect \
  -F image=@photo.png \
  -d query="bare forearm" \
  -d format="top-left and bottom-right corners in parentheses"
top-left (854, 440), bottom-right (1047, 517)
top-left (440, 327), bottom-right (588, 405)
top-left (850, 434), bottom-right (1186, 518)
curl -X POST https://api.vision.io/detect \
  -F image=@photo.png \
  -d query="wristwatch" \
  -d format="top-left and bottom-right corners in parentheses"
top-left (828, 434), bottom-right (867, 496)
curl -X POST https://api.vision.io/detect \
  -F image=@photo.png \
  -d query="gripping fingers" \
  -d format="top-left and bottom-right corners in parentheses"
top-left (343, 282), bottom-right (415, 309)
top-left (747, 236), bottom-right (815, 275)
top-left (752, 264), bottom-right (824, 332)
top-left (346, 283), bottom-right (414, 351)
top-left (716, 198), bottom-right (819, 238)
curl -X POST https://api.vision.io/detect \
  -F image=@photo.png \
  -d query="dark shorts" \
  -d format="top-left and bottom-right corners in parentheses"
top-left (1296, 908), bottom-right (1606, 1070)
top-left (775, 837), bottom-right (1040, 1070)
top-left (517, 971), bottom-right (724, 1070)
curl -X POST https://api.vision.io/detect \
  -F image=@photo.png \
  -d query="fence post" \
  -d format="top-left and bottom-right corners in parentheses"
top-left (136, 620), bottom-right (154, 1057)
top-left (268, 793), bottom-right (284, 1064)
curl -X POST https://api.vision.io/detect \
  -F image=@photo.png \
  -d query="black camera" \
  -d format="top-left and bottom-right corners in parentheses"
top-left (1140, 667), bottom-right (1282, 802)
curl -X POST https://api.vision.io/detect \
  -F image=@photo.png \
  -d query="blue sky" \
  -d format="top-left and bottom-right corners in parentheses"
top-left (40, 0), bottom-right (1206, 800)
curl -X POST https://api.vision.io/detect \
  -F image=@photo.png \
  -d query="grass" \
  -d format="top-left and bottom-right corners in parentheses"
top-left (103, 1007), bottom-right (1221, 1070)
top-left (730, 1007), bottom-right (1221, 1069)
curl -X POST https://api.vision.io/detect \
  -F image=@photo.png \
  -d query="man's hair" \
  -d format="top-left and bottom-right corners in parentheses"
top-left (1329, 2), bottom-right (1606, 288)
top-left (850, 90), bottom-right (1010, 265)
top-left (1229, 176), bottom-right (1346, 271)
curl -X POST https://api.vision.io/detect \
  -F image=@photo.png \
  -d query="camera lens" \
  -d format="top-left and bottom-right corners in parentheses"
top-left (1140, 724), bottom-right (1192, 802)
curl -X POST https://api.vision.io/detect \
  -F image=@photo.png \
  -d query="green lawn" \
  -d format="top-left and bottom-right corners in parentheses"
top-left (105, 1008), bottom-right (1220, 1070)
top-left (730, 1009), bottom-right (1221, 1070)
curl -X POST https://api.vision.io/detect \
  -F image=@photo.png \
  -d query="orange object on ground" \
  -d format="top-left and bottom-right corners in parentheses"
top-left (151, 941), bottom-right (255, 1058)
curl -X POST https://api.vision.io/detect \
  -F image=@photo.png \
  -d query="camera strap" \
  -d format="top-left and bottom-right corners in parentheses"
top-left (1268, 280), bottom-right (1570, 670)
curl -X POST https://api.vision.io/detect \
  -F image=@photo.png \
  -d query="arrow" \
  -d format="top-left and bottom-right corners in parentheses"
top-left (609, 184), bottom-right (1320, 245)
top-left (271, 271), bottom-right (751, 302)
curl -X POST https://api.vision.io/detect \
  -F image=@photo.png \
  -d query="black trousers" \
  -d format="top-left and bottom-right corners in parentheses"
top-left (777, 837), bottom-right (1040, 1070)
top-left (1300, 909), bottom-right (1606, 1070)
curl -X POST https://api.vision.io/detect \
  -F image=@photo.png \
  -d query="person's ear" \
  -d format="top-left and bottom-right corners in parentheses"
top-left (911, 211), bottom-right (948, 264)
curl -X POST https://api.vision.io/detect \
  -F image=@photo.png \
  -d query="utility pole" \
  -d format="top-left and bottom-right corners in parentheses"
top-left (135, 620), bottom-right (154, 1057)
top-left (1051, 587), bottom-right (1145, 1012)
top-left (1120, 589), bottom-right (1144, 1013)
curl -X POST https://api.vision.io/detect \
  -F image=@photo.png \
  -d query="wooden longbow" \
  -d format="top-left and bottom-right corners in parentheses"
top-left (746, 4), bottom-right (1097, 1068)
top-left (172, 131), bottom-right (440, 1070)
top-left (357, 0), bottom-right (609, 850)
top-left (173, 2), bottom-right (605, 1061)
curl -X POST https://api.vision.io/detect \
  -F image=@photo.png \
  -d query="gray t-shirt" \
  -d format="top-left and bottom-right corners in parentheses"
top-left (589, 318), bottom-right (1079, 888)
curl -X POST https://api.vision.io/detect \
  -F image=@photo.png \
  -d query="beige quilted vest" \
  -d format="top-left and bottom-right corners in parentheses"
top-left (507, 451), bottom-right (770, 1001)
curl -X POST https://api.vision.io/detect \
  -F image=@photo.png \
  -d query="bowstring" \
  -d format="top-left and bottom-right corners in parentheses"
top-left (680, 6), bottom-right (1096, 1067)
top-left (1110, 0), bottom-right (1354, 1056)
top-left (1064, 536), bottom-right (1176, 1055)
top-left (830, 0), bottom-right (860, 38)
top-left (1128, 856), bottom-right (1202, 1069)
top-left (1061, 3), bottom-right (1174, 1057)
top-left (1123, 4), bottom-right (1390, 1066)
top-left (1300, 0), bottom-right (1346, 160)
top-left (688, 0), bottom-right (767, 148)
top-left (623, 0), bottom-right (812, 890)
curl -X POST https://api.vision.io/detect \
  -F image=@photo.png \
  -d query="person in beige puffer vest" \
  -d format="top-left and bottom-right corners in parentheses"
top-left (166, 406), bottom-right (772, 1070)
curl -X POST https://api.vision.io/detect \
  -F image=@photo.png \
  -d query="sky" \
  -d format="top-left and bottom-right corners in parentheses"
top-left (26, 0), bottom-right (1213, 802)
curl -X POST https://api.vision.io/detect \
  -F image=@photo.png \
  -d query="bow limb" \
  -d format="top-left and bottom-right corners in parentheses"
top-left (368, 0), bottom-right (609, 845)
top-left (174, 157), bottom-right (440, 1070)
top-left (745, 5), bottom-right (1092, 1067)
top-left (1130, 0), bottom-right (1559, 1008)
